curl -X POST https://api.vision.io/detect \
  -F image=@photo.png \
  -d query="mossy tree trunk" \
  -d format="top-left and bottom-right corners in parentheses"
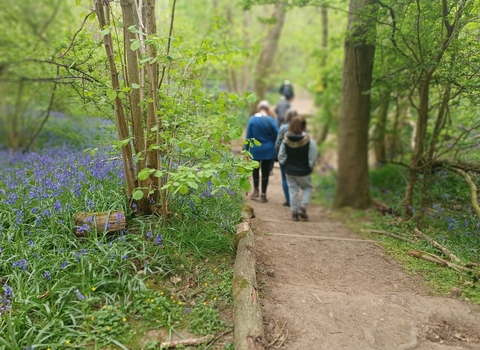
top-left (333, 0), bottom-right (378, 210)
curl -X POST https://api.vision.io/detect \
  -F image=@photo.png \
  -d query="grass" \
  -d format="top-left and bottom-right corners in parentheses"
top-left (0, 115), bottom-right (241, 349)
top-left (312, 163), bottom-right (480, 303)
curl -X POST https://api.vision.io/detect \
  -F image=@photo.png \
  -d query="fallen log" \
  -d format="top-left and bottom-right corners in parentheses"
top-left (233, 222), bottom-right (265, 350)
top-left (73, 210), bottom-right (126, 237)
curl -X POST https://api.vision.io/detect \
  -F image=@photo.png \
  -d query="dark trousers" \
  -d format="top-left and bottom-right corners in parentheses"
top-left (252, 159), bottom-right (274, 194)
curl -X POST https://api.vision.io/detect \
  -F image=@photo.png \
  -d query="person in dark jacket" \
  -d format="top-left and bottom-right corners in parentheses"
top-left (274, 108), bottom-right (298, 207)
top-left (279, 79), bottom-right (294, 100)
top-left (278, 116), bottom-right (318, 221)
top-left (274, 96), bottom-right (292, 127)
top-left (245, 100), bottom-right (279, 203)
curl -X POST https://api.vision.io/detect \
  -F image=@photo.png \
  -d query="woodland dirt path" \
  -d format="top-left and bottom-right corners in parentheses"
top-left (247, 171), bottom-right (480, 350)
top-left (241, 89), bottom-right (480, 350)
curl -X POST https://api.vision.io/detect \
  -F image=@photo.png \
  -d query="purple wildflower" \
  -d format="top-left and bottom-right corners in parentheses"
top-left (74, 289), bottom-right (85, 301)
top-left (154, 235), bottom-right (163, 247)
top-left (44, 270), bottom-right (51, 280)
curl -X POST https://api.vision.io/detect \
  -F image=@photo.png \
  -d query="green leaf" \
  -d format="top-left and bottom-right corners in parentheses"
top-left (240, 178), bottom-right (251, 192)
top-left (101, 28), bottom-right (111, 37)
top-left (247, 93), bottom-right (257, 103)
top-left (254, 139), bottom-right (261, 146)
top-left (130, 40), bottom-right (141, 51)
top-left (106, 89), bottom-right (117, 101)
top-left (195, 148), bottom-right (205, 158)
top-left (202, 139), bottom-right (212, 150)
top-left (191, 195), bottom-right (201, 204)
top-left (179, 184), bottom-right (188, 194)
top-left (166, 55), bottom-right (175, 61)
top-left (138, 168), bottom-right (151, 181)
top-left (187, 181), bottom-right (199, 190)
top-left (132, 190), bottom-right (144, 200)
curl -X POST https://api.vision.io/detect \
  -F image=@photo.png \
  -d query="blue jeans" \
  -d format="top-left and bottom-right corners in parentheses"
top-left (286, 174), bottom-right (312, 212)
top-left (280, 163), bottom-right (290, 204)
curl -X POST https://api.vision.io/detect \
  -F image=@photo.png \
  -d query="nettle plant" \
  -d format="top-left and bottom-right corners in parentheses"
top-left (92, 0), bottom-right (257, 218)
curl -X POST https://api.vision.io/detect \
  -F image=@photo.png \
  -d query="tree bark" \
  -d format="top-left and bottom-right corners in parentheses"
top-left (233, 222), bottom-right (265, 350)
top-left (94, 0), bottom-right (136, 197)
top-left (372, 89), bottom-right (390, 164)
top-left (252, 1), bottom-right (286, 112)
top-left (333, 0), bottom-right (378, 209)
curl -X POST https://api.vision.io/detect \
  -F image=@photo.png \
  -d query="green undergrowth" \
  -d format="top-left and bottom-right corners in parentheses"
top-left (0, 115), bottom-right (241, 349)
top-left (312, 164), bottom-right (480, 304)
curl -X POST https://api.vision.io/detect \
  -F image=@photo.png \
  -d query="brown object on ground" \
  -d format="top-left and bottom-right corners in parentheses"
top-left (413, 228), bottom-right (462, 263)
top-left (159, 335), bottom-right (214, 348)
top-left (73, 210), bottom-right (126, 237)
top-left (246, 165), bottom-right (480, 350)
top-left (233, 222), bottom-right (265, 350)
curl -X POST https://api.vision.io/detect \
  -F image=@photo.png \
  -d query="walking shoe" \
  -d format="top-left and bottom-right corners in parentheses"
top-left (298, 207), bottom-right (308, 220)
top-left (282, 202), bottom-right (290, 207)
top-left (260, 194), bottom-right (268, 203)
top-left (292, 213), bottom-right (299, 221)
top-left (251, 188), bottom-right (259, 198)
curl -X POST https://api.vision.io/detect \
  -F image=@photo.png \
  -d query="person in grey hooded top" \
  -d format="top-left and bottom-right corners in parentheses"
top-left (278, 116), bottom-right (318, 221)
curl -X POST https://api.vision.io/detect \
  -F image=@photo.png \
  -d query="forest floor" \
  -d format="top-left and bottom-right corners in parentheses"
top-left (243, 90), bottom-right (480, 350)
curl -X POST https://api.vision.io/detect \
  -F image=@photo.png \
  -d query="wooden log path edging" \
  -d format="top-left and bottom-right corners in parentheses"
top-left (233, 221), bottom-right (265, 350)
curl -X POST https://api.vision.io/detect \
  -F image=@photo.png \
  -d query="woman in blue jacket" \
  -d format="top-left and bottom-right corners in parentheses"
top-left (245, 100), bottom-right (279, 203)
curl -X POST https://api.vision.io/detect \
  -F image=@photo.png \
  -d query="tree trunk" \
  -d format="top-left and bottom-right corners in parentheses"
top-left (372, 89), bottom-right (390, 164)
top-left (120, 0), bottom-right (145, 170)
top-left (252, 1), bottom-right (286, 112)
top-left (143, 0), bottom-right (161, 211)
top-left (94, 0), bottom-right (136, 197)
top-left (333, 0), bottom-right (378, 209)
top-left (318, 5), bottom-right (331, 143)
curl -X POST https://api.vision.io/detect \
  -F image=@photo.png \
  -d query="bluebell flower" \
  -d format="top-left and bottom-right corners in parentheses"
top-left (12, 258), bottom-right (28, 271)
top-left (53, 200), bottom-right (62, 212)
top-left (44, 270), bottom-right (51, 280)
top-left (154, 235), bottom-right (163, 247)
top-left (121, 254), bottom-right (128, 260)
top-left (4, 284), bottom-right (12, 297)
top-left (61, 260), bottom-right (69, 269)
top-left (74, 289), bottom-right (85, 301)
top-left (146, 230), bottom-right (152, 239)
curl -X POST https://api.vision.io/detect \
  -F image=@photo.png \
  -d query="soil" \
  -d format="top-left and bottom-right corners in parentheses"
top-left (243, 91), bottom-right (480, 350)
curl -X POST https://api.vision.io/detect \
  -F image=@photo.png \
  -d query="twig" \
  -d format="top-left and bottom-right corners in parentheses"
top-left (58, 11), bottom-right (96, 59)
top-left (276, 329), bottom-right (288, 349)
top-left (413, 228), bottom-right (461, 263)
top-left (267, 321), bottom-right (287, 348)
top-left (204, 329), bottom-right (232, 350)
top-left (159, 335), bottom-right (214, 349)
top-left (453, 168), bottom-right (480, 219)
top-left (408, 249), bottom-right (477, 275)
top-left (361, 229), bottom-right (415, 243)
top-left (268, 233), bottom-right (375, 243)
